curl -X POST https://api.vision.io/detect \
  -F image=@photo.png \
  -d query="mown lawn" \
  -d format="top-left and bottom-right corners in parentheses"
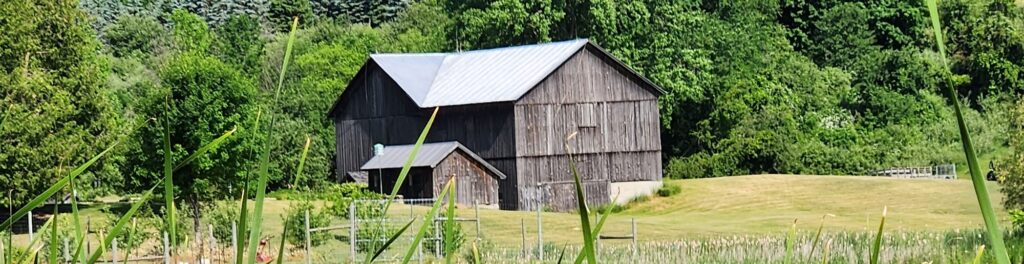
top-left (5, 174), bottom-right (1008, 262)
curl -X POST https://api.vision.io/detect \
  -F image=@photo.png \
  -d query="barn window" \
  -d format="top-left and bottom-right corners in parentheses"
top-left (578, 103), bottom-right (597, 128)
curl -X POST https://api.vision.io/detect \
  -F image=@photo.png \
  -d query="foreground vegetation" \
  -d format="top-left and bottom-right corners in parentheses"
top-left (2, 0), bottom-right (1023, 263)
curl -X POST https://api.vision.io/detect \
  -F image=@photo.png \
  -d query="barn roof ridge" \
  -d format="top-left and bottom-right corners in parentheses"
top-left (359, 141), bottom-right (507, 180)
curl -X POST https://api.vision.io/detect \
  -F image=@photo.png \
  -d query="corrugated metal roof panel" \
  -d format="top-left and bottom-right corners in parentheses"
top-left (369, 39), bottom-right (589, 107)
top-left (359, 141), bottom-right (506, 179)
top-left (360, 142), bottom-right (459, 170)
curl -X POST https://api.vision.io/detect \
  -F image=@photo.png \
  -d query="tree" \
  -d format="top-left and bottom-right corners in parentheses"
top-left (103, 15), bottom-right (166, 57)
top-left (215, 15), bottom-right (266, 74)
top-left (445, 0), bottom-right (565, 49)
top-left (121, 10), bottom-right (258, 225)
top-left (269, 0), bottom-right (316, 31)
top-left (0, 0), bottom-right (120, 207)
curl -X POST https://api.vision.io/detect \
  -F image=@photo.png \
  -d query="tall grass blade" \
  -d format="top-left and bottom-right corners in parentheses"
top-left (162, 108), bottom-right (176, 249)
top-left (820, 239), bottom-right (830, 264)
top-left (444, 176), bottom-right (457, 264)
top-left (235, 109), bottom-right (261, 264)
top-left (274, 221), bottom-right (288, 264)
top-left (368, 219), bottom-right (414, 262)
top-left (292, 135), bottom-right (312, 188)
top-left (246, 17), bottom-right (300, 264)
top-left (785, 219), bottom-right (796, 264)
top-left (471, 240), bottom-right (480, 264)
top-left (70, 180), bottom-right (83, 263)
top-left (384, 107), bottom-right (439, 213)
top-left (807, 214), bottom-right (833, 262)
top-left (47, 204), bottom-right (56, 264)
top-left (925, 0), bottom-right (1010, 262)
top-left (86, 127), bottom-right (236, 264)
top-left (398, 177), bottom-right (455, 263)
top-left (565, 139), bottom-right (596, 264)
top-left (87, 185), bottom-right (158, 264)
top-left (15, 214), bottom-right (54, 264)
top-left (972, 245), bottom-right (986, 264)
top-left (0, 142), bottom-right (119, 231)
top-left (870, 207), bottom-right (886, 264)
top-left (556, 244), bottom-right (567, 264)
top-left (572, 193), bottom-right (617, 264)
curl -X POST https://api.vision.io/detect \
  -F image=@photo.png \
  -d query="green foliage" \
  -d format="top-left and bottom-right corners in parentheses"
top-left (103, 15), bottom-right (166, 57)
top-left (207, 201), bottom-right (240, 243)
top-left (269, 0), bottom-right (316, 31)
top-left (0, 0), bottom-right (120, 208)
top-left (656, 184), bottom-right (682, 197)
top-left (1001, 98), bottom-right (1024, 210)
top-left (215, 15), bottom-right (266, 74)
top-left (445, 0), bottom-right (565, 49)
top-left (122, 42), bottom-right (258, 201)
top-left (171, 9), bottom-right (214, 53)
top-left (355, 221), bottom-right (399, 253)
top-left (423, 217), bottom-right (465, 257)
top-left (325, 183), bottom-right (384, 218)
top-left (282, 200), bottom-right (331, 248)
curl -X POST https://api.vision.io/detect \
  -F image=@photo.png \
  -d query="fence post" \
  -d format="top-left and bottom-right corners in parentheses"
top-left (231, 221), bottom-right (237, 263)
top-left (417, 235), bottom-right (423, 264)
top-left (536, 202), bottom-right (543, 261)
top-left (163, 232), bottom-right (170, 264)
top-left (86, 218), bottom-right (92, 257)
top-left (433, 219), bottom-right (441, 256)
top-left (305, 210), bottom-right (311, 264)
top-left (349, 203), bottom-right (356, 263)
top-left (631, 218), bottom-right (637, 261)
top-left (474, 200), bottom-right (480, 241)
top-left (112, 238), bottom-right (119, 264)
top-left (520, 219), bottom-right (526, 260)
top-left (208, 224), bottom-right (215, 263)
top-left (27, 210), bottom-right (33, 242)
top-left (595, 213), bottom-right (601, 258)
top-left (63, 237), bottom-right (70, 262)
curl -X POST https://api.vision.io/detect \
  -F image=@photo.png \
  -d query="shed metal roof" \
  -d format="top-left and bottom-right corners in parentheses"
top-left (359, 141), bottom-right (506, 179)
top-left (370, 39), bottom-right (589, 107)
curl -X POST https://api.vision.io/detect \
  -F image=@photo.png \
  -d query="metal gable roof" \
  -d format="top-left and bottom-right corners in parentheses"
top-left (369, 39), bottom-right (589, 107)
top-left (359, 141), bottom-right (507, 179)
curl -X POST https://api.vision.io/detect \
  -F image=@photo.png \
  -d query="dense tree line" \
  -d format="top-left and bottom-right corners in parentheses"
top-left (1, 0), bottom-right (1022, 207)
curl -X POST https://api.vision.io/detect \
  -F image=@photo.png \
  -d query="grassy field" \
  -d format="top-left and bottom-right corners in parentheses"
top-left (5, 174), bottom-right (1009, 262)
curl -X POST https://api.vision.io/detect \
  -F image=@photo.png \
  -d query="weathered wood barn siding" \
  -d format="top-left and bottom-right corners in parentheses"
top-left (333, 61), bottom-right (426, 180)
top-left (332, 64), bottom-right (520, 208)
top-left (514, 47), bottom-right (662, 211)
top-left (432, 150), bottom-right (501, 205)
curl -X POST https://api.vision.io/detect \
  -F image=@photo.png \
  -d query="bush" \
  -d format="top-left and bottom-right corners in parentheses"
top-left (355, 221), bottom-right (398, 253)
top-left (1011, 209), bottom-right (1024, 234)
top-left (423, 213), bottom-right (466, 256)
top-left (657, 184), bottom-right (682, 197)
top-left (206, 201), bottom-right (239, 244)
top-left (325, 183), bottom-right (384, 218)
top-left (283, 200), bottom-right (332, 248)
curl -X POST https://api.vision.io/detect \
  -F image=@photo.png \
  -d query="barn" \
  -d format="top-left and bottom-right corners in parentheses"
top-left (328, 39), bottom-right (664, 211)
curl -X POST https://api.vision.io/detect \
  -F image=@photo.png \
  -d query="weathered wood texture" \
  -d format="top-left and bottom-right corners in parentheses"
top-left (432, 150), bottom-right (501, 205)
top-left (512, 47), bottom-right (662, 210)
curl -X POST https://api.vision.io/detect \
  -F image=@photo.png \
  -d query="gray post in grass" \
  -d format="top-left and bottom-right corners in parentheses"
top-left (474, 200), bottom-right (480, 241)
top-left (27, 210), bottom-right (32, 242)
top-left (595, 213), bottom-right (601, 258)
top-left (417, 236), bottom-right (423, 264)
top-left (86, 218), bottom-right (91, 256)
top-left (112, 238), bottom-right (119, 264)
top-left (63, 237), bottom-right (70, 262)
top-left (231, 221), bottom-right (237, 263)
top-left (520, 219), bottom-right (526, 260)
top-left (631, 218), bottom-right (637, 260)
top-left (348, 203), bottom-right (356, 263)
top-left (536, 185), bottom-right (543, 261)
top-left (433, 219), bottom-right (441, 256)
top-left (163, 232), bottom-right (170, 264)
top-left (304, 209), bottom-right (311, 264)
top-left (208, 224), bottom-right (215, 261)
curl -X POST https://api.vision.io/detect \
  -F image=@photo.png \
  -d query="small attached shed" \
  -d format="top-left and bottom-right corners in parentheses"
top-left (360, 142), bottom-right (504, 205)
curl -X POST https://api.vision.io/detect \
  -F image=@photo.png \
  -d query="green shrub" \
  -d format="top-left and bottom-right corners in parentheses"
top-left (657, 184), bottom-right (682, 197)
top-left (206, 201), bottom-right (239, 243)
top-left (423, 213), bottom-right (466, 256)
top-left (1010, 209), bottom-right (1024, 233)
top-left (101, 205), bottom-right (152, 252)
top-left (355, 221), bottom-right (398, 253)
top-left (595, 203), bottom-right (628, 214)
top-left (283, 200), bottom-right (332, 248)
top-left (325, 183), bottom-right (384, 218)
